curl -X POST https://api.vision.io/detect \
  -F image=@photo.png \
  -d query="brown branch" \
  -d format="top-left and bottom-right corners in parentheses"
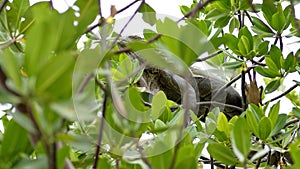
top-left (109, 0), bottom-right (145, 51)
top-left (241, 69), bottom-right (247, 110)
top-left (76, 73), bottom-right (94, 94)
top-left (0, 0), bottom-right (8, 14)
top-left (92, 91), bottom-right (108, 169)
top-left (196, 48), bottom-right (228, 62)
top-left (116, 0), bottom-right (140, 15)
top-left (85, 18), bottom-right (106, 34)
top-left (197, 101), bottom-right (243, 112)
top-left (215, 66), bottom-right (253, 94)
top-left (133, 138), bottom-right (153, 169)
top-left (85, 0), bottom-right (141, 34)
top-left (0, 65), bottom-right (21, 97)
top-left (98, 0), bottom-right (103, 18)
top-left (178, 0), bottom-right (215, 21)
top-left (264, 83), bottom-right (298, 104)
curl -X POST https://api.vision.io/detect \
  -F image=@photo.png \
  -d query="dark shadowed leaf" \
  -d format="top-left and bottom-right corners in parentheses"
top-left (207, 143), bottom-right (238, 165)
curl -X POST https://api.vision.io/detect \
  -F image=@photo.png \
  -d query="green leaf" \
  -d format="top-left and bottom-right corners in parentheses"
top-left (238, 35), bottom-right (250, 56)
top-left (6, 0), bottom-right (30, 32)
top-left (2, 48), bottom-right (22, 90)
top-left (207, 143), bottom-right (238, 165)
top-left (292, 107), bottom-right (300, 119)
top-left (246, 109), bottom-right (259, 136)
top-left (257, 41), bottom-right (269, 56)
top-left (262, 0), bottom-right (277, 26)
top-left (57, 146), bottom-right (71, 169)
top-left (270, 114), bottom-right (288, 136)
top-left (154, 119), bottom-right (168, 131)
top-left (251, 16), bottom-right (274, 34)
top-left (179, 5), bottom-right (190, 15)
top-left (258, 117), bottom-right (272, 140)
top-left (283, 52), bottom-right (297, 73)
top-left (1, 119), bottom-right (33, 162)
top-left (217, 112), bottom-right (230, 137)
top-left (35, 51), bottom-right (75, 95)
top-left (265, 57), bottom-right (279, 72)
top-left (143, 29), bottom-right (157, 39)
top-left (151, 91), bottom-right (167, 120)
top-left (223, 34), bottom-right (239, 51)
top-left (289, 140), bottom-right (300, 169)
top-left (229, 17), bottom-right (240, 33)
top-left (222, 61), bottom-right (243, 69)
top-left (97, 156), bottom-right (113, 169)
top-left (156, 18), bottom-right (214, 65)
top-left (255, 66), bottom-right (281, 78)
top-left (265, 79), bottom-right (281, 94)
top-left (271, 9), bottom-right (285, 32)
top-left (124, 87), bottom-right (150, 123)
top-left (268, 101), bottom-right (280, 128)
top-left (138, 3), bottom-right (156, 26)
top-left (174, 145), bottom-right (197, 169)
top-left (75, 0), bottom-right (98, 35)
top-left (269, 45), bottom-right (283, 70)
top-left (239, 27), bottom-right (253, 44)
top-left (214, 15), bottom-right (231, 28)
top-left (205, 117), bottom-right (217, 135)
top-left (231, 117), bottom-right (251, 162)
top-left (24, 5), bottom-right (78, 76)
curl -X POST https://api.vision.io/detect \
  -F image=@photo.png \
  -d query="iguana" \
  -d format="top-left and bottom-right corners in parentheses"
top-left (118, 36), bottom-right (243, 120)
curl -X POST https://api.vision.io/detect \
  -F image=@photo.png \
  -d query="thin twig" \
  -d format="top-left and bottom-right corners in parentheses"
top-left (98, 0), bottom-right (103, 18)
top-left (116, 0), bottom-right (140, 15)
top-left (134, 138), bottom-right (153, 169)
top-left (284, 119), bottom-right (300, 128)
top-left (85, 18), bottom-right (106, 34)
top-left (109, 0), bottom-right (145, 51)
top-left (279, 35), bottom-right (283, 51)
top-left (210, 156), bottom-right (214, 169)
top-left (241, 69), bottom-right (247, 110)
top-left (169, 80), bottom-right (191, 169)
top-left (215, 66), bottom-right (253, 95)
top-left (197, 101), bottom-right (243, 112)
top-left (92, 91), bottom-right (108, 169)
top-left (0, 66), bottom-right (21, 97)
top-left (77, 73), bottom-right (94, 94)
top-left (199, 156), bottom-right (225, 168)
top-left (196, 48), bottom-right (228, 62)
top-left (0, 0), bottom-right (8, 14)
top-left (116, 63), bottom-right (147, 87)
top-left (250, 59), bottom-right (266, 66)
top-left (178, 0), bottom-right (215, 21)
top-left (264, 83), bottom-right (298, 104)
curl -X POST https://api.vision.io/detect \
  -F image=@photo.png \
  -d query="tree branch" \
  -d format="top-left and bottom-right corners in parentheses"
top-left (92, 90), bottom-right (108, 169)
top-left (197, 101), bottom-right (243, 112)
top-left (98, 0), bottom-right (103, 18)
top-left (264, 83), bottom-right (298, 104)
top-left (178, 0), bottom-right (215, 21)
top-left (108, 0), bottom-right (145, 51)
top-left (0, 0), bottom-right (8, 14)
top-left (196, 48), bottom-right (228, 62)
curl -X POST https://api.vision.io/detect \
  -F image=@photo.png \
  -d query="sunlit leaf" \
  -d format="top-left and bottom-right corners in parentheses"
top-left (138, 3), bottom-right (156, 26)
top-left (231, 117), bottom-right (250, 162)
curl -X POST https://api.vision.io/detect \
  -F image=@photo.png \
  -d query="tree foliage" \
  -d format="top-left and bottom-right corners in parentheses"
top-left (0, 0), bottom-right (300, 169)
